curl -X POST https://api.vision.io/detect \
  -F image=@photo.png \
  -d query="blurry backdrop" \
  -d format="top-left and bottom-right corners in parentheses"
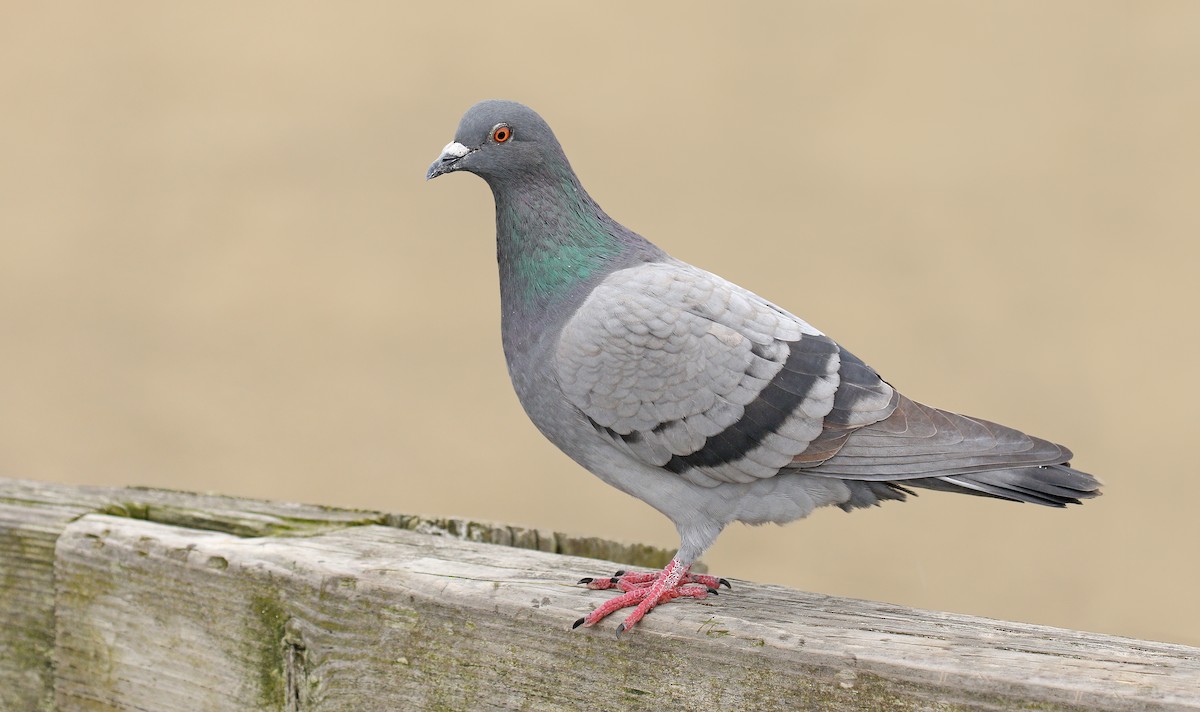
top-left (2, 2), bottom-right (1197, 646)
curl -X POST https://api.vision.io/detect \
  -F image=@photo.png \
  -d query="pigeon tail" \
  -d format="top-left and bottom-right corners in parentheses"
top-left (902, 464), bottom-right (1102, 508)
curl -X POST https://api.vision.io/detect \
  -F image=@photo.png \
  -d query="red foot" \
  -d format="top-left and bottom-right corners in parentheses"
top-left (572, 560), bottom-right (731, 634)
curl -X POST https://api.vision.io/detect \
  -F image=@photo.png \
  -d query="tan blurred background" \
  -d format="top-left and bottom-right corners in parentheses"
top-left (2, 2), bottom-right (1197, 646)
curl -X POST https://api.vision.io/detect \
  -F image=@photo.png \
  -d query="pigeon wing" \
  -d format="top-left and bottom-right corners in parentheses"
top-left (554, 261), bottom-right (895, 487)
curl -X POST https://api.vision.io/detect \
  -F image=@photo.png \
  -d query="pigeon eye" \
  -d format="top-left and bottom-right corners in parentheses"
top-left (491, 124), bottom-right (512, 143)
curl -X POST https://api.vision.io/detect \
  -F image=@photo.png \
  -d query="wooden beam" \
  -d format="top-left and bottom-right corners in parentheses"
top-left (3, 477), bottom-right (1199, 710)
top-left (0, 477), bottom-right (674, 710)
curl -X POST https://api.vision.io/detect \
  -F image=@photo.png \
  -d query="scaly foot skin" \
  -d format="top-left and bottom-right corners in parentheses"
top-left (572, 559), bottom-right (732, 634)
top-left (579, 568), bottom-right (730, 593)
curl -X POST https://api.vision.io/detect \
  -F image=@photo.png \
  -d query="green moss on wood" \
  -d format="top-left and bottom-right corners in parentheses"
top-left (250, 593), bottom-right (289, 710)
top-left (386, 513), bottom-right (681, 570)
top-left (97, 502), bottom-right (387, 538)
top-left (0, 525), bottom-right (58, 712)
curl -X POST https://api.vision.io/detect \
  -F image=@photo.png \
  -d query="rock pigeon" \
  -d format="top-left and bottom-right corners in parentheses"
top-left (426, 100), bottom-right (1101, 634)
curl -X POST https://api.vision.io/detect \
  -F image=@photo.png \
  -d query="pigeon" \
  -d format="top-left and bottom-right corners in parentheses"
top-left (426, 100), bottom-right (1101, 635)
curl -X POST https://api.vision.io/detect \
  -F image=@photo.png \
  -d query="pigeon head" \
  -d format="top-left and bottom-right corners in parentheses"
top-left (426, 100), bottom-right (565, 183)
top-left (425, 99), bottom-right (661, 310)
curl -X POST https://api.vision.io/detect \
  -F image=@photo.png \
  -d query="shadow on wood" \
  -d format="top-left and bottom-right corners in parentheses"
top-left (2, 477), bottom-right (1197, 711)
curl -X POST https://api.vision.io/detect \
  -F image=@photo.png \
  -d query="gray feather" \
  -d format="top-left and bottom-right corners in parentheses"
top-left (427, 99), bottom-right (1101, 570)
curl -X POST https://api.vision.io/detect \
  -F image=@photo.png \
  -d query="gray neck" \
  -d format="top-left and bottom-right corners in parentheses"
top-left (488, 164), bottom-right (661, 325)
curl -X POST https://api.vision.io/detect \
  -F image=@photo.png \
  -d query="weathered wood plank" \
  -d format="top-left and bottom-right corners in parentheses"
top-left (0, 476), bottom-right (678, 708)
top-left (0, 499), bottom-right (91, 712)
top-left (0, 476), bottom-right (676, 562)
top-left (0, 477), bottom-right (390, 711)
top-left (52, 513), bottom-right (1200, 712)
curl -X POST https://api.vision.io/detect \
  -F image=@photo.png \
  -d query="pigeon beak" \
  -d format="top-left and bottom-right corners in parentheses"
top-left (426, 141), bottom-right (472, 180)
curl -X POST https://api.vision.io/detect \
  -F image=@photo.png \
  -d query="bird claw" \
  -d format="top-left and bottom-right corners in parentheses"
top-left (571, 561), bottom-right (728, 633)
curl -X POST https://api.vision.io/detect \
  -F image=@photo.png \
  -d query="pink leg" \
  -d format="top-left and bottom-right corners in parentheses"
top-left (573, 560), bottom-right (731, 634)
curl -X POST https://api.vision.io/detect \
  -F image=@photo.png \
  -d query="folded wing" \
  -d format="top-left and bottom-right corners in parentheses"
top-left (554, 260), bottom-right (1099, 505)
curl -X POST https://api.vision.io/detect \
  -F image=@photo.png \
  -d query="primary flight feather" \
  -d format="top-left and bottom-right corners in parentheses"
top-left (426, 100), bottom-right (1100, 634)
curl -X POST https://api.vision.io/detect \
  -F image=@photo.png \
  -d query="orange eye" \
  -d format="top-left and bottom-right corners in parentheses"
top-left (491, 124), bottom-right (512, 143)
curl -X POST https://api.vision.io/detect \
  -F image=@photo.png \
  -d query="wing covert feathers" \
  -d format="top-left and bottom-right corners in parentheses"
top-left (554, 261), bottom-right (1099, 506)
top-left (555, 261), bottom-right (893, 486)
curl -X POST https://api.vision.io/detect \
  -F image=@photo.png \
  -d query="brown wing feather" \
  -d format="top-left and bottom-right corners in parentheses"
top-left (800, 394), bottom-right (1073, 479)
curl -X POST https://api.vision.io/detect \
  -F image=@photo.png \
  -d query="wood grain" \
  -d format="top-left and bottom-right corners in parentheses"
top-left (0, 476), bottom-right (677, 710)
top-left (4, 476), bottom-right (1197, 711)
top-left (50, 513), bottom-right (1200, 711)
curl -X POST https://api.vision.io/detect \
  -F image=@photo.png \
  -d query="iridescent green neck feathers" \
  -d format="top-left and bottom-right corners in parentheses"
top-left (493, 169), bottom-right (623, 308)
